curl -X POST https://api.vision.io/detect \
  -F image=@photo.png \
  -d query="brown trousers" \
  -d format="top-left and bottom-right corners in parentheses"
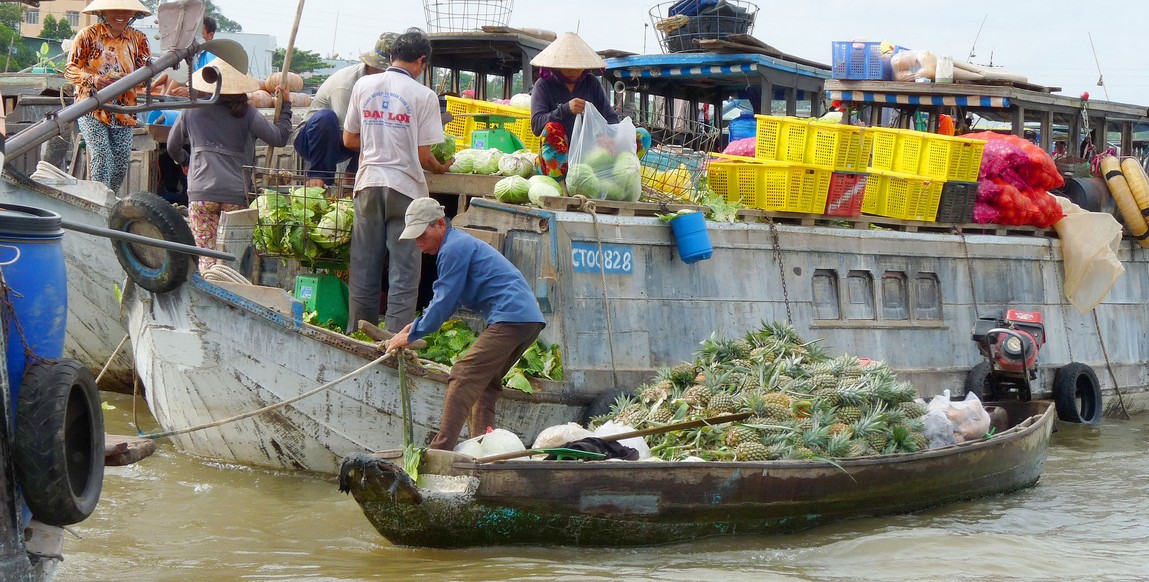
top-left (429, 321), bottom-right (545, 450)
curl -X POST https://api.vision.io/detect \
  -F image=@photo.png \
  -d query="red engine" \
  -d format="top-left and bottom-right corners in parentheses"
top-left (972, 310), bottom-right (1045, 376)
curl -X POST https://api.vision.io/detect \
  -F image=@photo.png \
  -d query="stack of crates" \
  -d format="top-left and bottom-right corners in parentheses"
top-left (707, 115), bottom-right (872, 214)
top-left (443, 95), bottom-right (541, 153)
top-left (864, 127), bottom-right (985, 222)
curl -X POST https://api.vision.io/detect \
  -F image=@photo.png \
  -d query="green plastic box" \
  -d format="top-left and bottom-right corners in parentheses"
top-left (294, 274), bottom-right (349, 331)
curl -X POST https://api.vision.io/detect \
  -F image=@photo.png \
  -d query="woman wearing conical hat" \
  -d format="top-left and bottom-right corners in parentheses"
top-left (65, 0), bottom-right (152, 193)
top-left (529, 32), bottom-right (651, 181)
top-left (166, 58), bottom-right (293, 272)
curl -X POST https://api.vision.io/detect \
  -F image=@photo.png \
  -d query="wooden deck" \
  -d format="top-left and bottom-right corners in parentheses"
top-left (105, 434), bottom-right (157, 467)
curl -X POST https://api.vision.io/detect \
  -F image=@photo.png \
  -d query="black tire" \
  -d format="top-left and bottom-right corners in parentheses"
top-left (108, 191), bottom-right (195, 294)
top-left (13, 359), bottom-right (105, 526)
top-left (1054, 362), bottom-right (1103, 425)
top-left (961, 361), bottom-right (991, 401)
top-left (582, 388), bottom-right (632, 426)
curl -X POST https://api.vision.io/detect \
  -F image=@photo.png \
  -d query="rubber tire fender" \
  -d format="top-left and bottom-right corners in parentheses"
top-left (582, 387), bottom-right (633, 426)
top-left (961, 361), bottom-right (992, 401)
top-left (1053, 362), bottom-right (1103, 424)
top-left (13, 359), bottom-right (105, 526)
top-left (108, 191), bottom-right (195, 294)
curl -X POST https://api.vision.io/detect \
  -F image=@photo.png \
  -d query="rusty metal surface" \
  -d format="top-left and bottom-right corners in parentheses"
top-left (346, 402), bottom-right (1054, 548)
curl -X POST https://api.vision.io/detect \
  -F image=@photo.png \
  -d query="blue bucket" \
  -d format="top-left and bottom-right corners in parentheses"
top-left (0, 204), bottom-right (67, 410)
top-left (670, 211), bottom-right (712, 264)
top-left (146, 109), bottom-right (180, 126)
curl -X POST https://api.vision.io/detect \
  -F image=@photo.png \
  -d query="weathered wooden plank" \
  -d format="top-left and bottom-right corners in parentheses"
top-left (104, 434), bottom-right (157, 467)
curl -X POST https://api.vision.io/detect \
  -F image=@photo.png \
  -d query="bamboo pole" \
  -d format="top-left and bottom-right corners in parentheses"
top-left (264, 0), bottom-right (306, 172)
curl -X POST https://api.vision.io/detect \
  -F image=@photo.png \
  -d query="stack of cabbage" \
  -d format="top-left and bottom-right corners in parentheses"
top-left (250, 187), bottom-right (354, 264)
top-left (449, 148), bottom-right (535, 178)
top-left (493, 174), bottom-right (564, 206)
top-left (567, 147), bottom-right (642, 202)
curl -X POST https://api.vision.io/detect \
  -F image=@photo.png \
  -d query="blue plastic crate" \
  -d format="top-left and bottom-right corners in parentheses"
top-left (831, 41), bottom-right (906, 80)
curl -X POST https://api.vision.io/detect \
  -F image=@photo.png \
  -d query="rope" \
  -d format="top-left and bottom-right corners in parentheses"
top-left (202, 264), bottom-right (252, 285)
top-left (0, 270), bottom-right (44, 369)
top-left (959, 232), bottom-right (980, 316)
top-left (94, 333), bottom-right (129, 385)
top-left (1091, 310), bottom-right (1130, 420)
top-left (140, 354), bottom-right (388, 440)
top-left (573, 195), bottom-right (620, 387)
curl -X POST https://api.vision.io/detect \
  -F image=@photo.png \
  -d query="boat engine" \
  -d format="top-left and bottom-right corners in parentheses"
top-left (970, 310), bottom-right (1045, 400)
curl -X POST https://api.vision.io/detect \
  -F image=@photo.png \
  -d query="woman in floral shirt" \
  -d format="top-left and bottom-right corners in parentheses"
top-left (64, 0), bottom-right (151, 193)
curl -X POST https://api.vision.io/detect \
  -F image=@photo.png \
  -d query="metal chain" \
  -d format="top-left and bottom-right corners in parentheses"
top-left (766, 218), bottom-right (793, 325)
top-left (958, 232), bottom-right (980, 316)
top-left (0, 270), bottom-right (45, 369)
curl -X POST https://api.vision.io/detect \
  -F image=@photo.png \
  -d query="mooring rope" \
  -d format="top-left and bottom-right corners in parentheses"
top-left (573, 195), bottom-right (621, 388)
top-left (94, 333), bottom-right (129, 385)
top-left (139, 354), bottom-right (388, 440)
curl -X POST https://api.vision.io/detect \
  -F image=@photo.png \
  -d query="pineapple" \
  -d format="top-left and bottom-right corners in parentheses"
top-left (763, 391), bottom-right (792, 408)
top-left (648, 404), bottom-right (675, 424)
top-left (813, 387), bottom-right (841, 406)
top-left (851, 403), bottom-right (889, 453)
top-left (764, 402), bottom-right (793, 421)
top-left (668, 363), bottom-right (698, 389)
top-left (707, 390), bottom-right (738, 415)
top-left (682, 385), bottom-right (713, 409)
top-left (735, 440), bottom-right (770, 461)
top-left (822, 430), bottom-right (854, 458)
top-left (836, 405), bottom-right (863, 423)
top-left (724, 425), bottom-right (758, 447)
top-left (897, 400), bottom-right (928, 420)
top-left (829, 422), bottom-right (852, 437)
top-left (887, 424), bottom-right (920, 453)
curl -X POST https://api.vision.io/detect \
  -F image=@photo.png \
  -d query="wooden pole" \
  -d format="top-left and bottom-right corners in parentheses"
top-left (265, 0), bottom-right (306, 172)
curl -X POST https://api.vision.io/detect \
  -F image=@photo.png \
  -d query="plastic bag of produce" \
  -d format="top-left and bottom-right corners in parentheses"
top-left (722, 137), bottom-right (756, 157)
top-left (591, 420), bottom-right (651, 460)
top-left (532, 422), bottom-right (593, 449)
top-left (890, 50), bottom-right (937, 82)
top-left (568, 103), bottom-right (639, 201)
top-left (453, 428), bottom-right (526, 458)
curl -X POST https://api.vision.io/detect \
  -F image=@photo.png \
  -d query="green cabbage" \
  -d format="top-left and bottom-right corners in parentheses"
top-left (431, 134), bottom-right (456, 164)
top-left (498, 153), bottom-right (534, 178)
top-left (290, 186), bottom-right (329, 216)
top-left (584, 148), bottom-right (615, 172)
top-left (311, 198), bottom-right (354, 249)
top-left (252, 190), bottom-right (291, 221)
top-left (527, 175), bottom-right (563, 206)
top-left (494, 175), bottom-right (531, 204)
top-left (612, 153), bottom-right (642, 202)
top-left (473, 148), bottom-right (504, 175)
top-left (450, 148), bottom-right (479, 173)
top-left (566, 163), bottom-right (600, 198)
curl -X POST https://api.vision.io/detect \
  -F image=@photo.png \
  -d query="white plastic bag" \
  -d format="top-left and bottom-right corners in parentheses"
top-left (591, 420), bottom-right (651, 460)
top-left (947, 392), bottom-right (991, 443)
top-left (890, 50), bottom-right (937, 82)
top-left (567, 103), bottom-right (641, 202)
top-left (531, 422), bottom-right (593, 449)
top-left (452, 428), bottom-right (526, 458)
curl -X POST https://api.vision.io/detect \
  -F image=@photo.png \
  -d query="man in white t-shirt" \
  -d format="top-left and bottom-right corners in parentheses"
top-left (343, 28), bottom-right (453, 333)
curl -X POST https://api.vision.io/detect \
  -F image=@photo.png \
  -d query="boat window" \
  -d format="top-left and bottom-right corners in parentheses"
top-left (914, 273), bottom-right (942, 320)
top-left (845, 270), bottom-right (875, 320)
top-left (812, 269), bottom-right (839, 320)
top-left (880, 273), bottom-right (909, 320)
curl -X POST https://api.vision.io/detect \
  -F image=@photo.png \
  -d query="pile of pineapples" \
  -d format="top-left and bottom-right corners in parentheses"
top-left (589, 321), bottom-right (931, 462)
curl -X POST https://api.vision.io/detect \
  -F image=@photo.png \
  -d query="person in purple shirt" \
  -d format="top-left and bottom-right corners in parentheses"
top-left (529, 32), bottom-right (652, 181)
top-left (386, 198), bottom-right (546, 451)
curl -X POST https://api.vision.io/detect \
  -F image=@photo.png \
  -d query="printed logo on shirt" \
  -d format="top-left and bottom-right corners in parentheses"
top-left (362, 91), bottom-right (413, 128)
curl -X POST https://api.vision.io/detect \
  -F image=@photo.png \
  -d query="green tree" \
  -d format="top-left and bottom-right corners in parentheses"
top-left (53, 20), bottom-right (73, 40)
top-left (40, 14), bottom-right (59, 39)
top-left (272, 48), bottom-right (326, 74)
top-left (141, 0), bottom-right (242, 32)
top-left (0, 26), bottom-right (38, 73)
top-left (0, 4), bottom-right (23, 31)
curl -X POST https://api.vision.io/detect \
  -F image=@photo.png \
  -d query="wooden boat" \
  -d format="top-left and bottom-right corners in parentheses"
top-left (121, 273), bottom-right (583, 474)
top-left (339, 400), bottom-right (1055, 548)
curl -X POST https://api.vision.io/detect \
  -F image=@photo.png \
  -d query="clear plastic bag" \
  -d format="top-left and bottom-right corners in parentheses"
top-left (532, 422), bottom-right (593, 449)
top-left (567, 103), bottom-right (641, 202)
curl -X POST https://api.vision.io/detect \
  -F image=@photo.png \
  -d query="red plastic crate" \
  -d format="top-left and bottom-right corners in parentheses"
top-left (824, 172), bottom-right (869, 216)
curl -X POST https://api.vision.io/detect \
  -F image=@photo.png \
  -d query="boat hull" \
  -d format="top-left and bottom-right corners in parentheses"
top-left (125, 275), bottom-right (582, 474)
top-left (0, 174), bottom-right (134, 392)
top-left (345, 400), bottom-right (1054, 548)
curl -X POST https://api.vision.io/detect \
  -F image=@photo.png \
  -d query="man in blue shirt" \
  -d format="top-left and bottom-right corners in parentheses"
top-left (387, 198), bottom-right (546, 451)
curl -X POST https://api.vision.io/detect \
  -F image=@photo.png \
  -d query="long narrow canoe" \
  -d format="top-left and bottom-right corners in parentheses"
top-left (340, 400), bottom-right (1055, 548)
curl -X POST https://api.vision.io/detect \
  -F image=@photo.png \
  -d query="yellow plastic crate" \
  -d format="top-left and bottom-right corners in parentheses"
top-left (919, 134), bottom-right (987, 181)
top-left (709, 158), bottom-right (831, 213)
top-left (442, 96), bottom-right (541, 153)
top-left (756, 116), bottom-right (872, 172)
top-left (754, 116), bottom-right (810, 163)
top-left (869, 127), bottom-right (926, 174)
top-left (862, 169), bottom-right (946, 221)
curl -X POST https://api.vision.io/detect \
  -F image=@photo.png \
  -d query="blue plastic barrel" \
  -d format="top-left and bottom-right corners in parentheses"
top-left (146, 109), bottom-right (180, 126)
top-left (670, 211), bottom-right (713, 264)
top-left (0, 204), bottom-right (67, 410)
top-left (728, 111), bottom-right (757, 142)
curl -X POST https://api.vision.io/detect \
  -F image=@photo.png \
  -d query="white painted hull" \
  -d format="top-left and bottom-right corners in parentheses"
top-left (0, 175), bottom-right (134, 391)
top-left (124, 275), bottom-right (581, 474)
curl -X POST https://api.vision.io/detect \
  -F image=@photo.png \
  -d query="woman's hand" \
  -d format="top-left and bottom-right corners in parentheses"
top-left (567, 98), bottom-right (586, 115)
top-left (93, 74), bottom-right (116, 90)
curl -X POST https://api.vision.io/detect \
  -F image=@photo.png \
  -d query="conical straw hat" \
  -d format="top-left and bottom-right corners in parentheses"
top-left (191, 57), bottom-right (260, 95)
top-left (530, 32), bottom-right (606, 70)
top-left (82, 0), bottom-right (151, 18)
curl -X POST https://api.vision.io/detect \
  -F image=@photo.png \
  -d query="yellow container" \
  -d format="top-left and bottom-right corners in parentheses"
top-left (919, 134), bottom-right (987, 181)
top-left (755, 115), bottom-right (872, 172)
top-left (709, 158), bottom-right (831, 213)
top-left (869, 127), bottom-right (926, 174)
top-left (862, 169), bottom-right (946, 221)
top-left (443, 96), bottom-right (541, 153)
top-left (754, 116), bottom-right (811, 164)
